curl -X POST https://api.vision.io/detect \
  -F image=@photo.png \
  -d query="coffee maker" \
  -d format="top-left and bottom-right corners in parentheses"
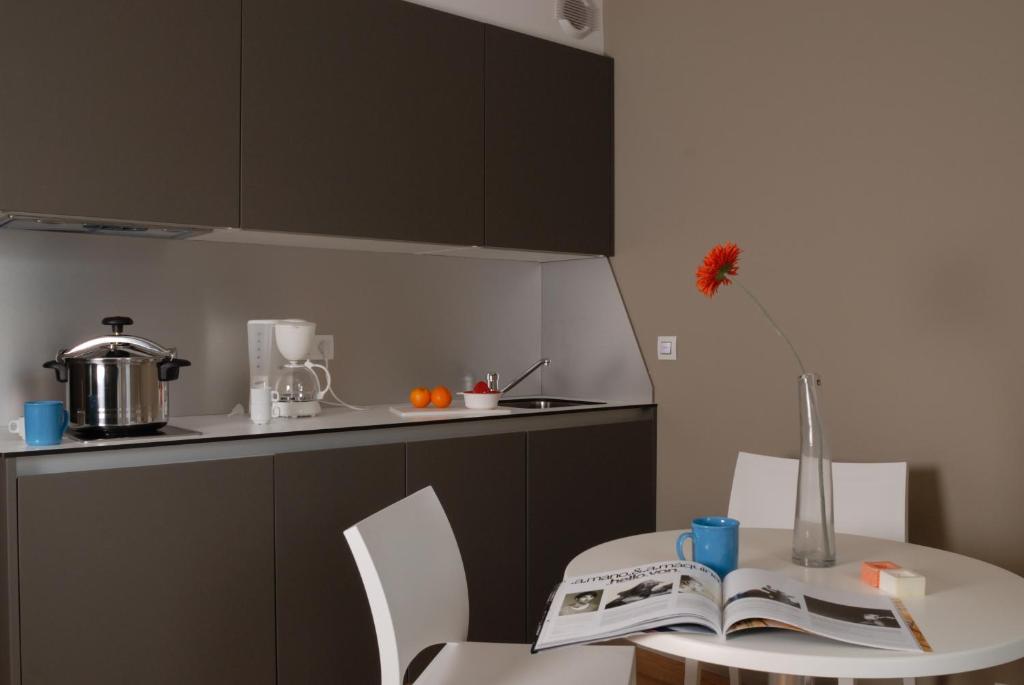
top-left (247, 319), bottom-right (332, 418)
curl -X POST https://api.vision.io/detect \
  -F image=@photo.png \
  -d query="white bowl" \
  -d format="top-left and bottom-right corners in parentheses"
top-left (460, 391), bottom-right (502, 410)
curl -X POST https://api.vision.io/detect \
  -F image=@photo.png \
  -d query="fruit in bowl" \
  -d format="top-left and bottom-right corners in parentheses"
top-left (461, 381), bottom-right (502, 410)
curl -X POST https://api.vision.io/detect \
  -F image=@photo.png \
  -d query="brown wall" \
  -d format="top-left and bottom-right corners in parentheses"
top-left (605, 2), bottom-right (1024, 682)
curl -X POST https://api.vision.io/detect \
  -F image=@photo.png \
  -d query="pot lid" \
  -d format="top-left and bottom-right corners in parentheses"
top-left (59, 317), bottom-right (177, 361)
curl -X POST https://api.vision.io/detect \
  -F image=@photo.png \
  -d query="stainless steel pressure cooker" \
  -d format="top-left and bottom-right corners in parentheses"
top-left (43, 317), bottom-right (191, 439)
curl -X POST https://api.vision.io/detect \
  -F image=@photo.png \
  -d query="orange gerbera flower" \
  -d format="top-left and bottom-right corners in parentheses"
top-left (696, 242), bottom-right (741, 297)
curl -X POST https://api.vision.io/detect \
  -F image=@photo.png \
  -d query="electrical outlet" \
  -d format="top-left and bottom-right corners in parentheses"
top-left (311, 335), bottom-right (334, 361)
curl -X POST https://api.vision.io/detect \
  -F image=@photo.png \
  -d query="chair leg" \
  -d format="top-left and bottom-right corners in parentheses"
top-left (683, 658), bottom-right (698, 685)
top-left (837, 679), bottom-right (855, 685)
top-left (728, 666), bottom-right (740, 685)
top-left (903, 680), bottom-right (915, 685)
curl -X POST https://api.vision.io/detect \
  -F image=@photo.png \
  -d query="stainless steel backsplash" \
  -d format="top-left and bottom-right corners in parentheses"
top-left (0, 230), bottom-right (544, 419)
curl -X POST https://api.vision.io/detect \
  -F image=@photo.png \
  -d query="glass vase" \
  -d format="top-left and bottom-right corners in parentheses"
top-left (792, 372), bottom-right (836, 567)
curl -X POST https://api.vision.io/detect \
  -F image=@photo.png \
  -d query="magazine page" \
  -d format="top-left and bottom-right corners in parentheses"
top-left (533, 560), bottom-right (723, 651)
top-left (721, 569), bottom-right (929, 652)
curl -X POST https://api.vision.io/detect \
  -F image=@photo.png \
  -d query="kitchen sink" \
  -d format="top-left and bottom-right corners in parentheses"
top-left (498, 397), bottom-right (606, 409)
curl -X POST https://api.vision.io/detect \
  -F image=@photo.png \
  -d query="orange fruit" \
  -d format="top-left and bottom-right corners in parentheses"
top-left (430, 385), bottom-right (452, 408)
top-left (409, 387), bottom-right (431, 408)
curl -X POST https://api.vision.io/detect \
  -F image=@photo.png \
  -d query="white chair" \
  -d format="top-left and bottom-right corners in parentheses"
top-left (723, 451), bottom-right (912, 685)
top-left (344, 486), bottom-right (637, 685)
top-left (729, 452), bottom-right (908, 542)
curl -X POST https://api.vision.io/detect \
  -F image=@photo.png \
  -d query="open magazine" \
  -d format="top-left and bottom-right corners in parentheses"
top-left (533, 560), bottom-right (932, 653)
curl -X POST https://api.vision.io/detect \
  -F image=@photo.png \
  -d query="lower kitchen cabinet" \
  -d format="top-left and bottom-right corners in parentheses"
top-left (407, 433), bottom-right (527, 643)
top-left (526, 420), bottom-right (657, 631)
top-left (273, 444), bottom-right (406, 685)
top-left (3, 409), bottom-right (656, 685)
top-left (16, 457), bottom-right (276, 685)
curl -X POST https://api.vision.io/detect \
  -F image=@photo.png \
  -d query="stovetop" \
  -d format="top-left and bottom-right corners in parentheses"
top-left (65, 425), bottom-right (203, 443)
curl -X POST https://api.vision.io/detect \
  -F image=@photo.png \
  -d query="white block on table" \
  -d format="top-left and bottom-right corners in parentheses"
top-left (879, 568), bottom-right (926, 597)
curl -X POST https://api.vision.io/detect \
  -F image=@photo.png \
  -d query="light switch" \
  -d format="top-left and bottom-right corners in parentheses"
top-left (657, 336), bottom-right (677, 360)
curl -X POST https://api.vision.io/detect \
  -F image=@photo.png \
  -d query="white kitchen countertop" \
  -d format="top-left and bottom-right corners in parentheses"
top-left (1, 399), bottom-right (654, 457)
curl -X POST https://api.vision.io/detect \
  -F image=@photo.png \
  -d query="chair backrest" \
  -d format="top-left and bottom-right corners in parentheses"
top-left (728, 451), bottom-right (908, 542)
top-left (728, 453), bottom-right (798, 530)
top-left (344, 487), bottom-right (470, 685)
top-left (833, 460), bottom-right (909, 542)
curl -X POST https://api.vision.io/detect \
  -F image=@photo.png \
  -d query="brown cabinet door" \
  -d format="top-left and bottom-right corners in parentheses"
top-left (407, 433), bottom-right (527, 643)
top-left (0, 1), bottom-right (240, 227)
top-left (485, 27), bottom-right (614, 256)
top-left (242, 0), bottom-right (484, 244)
top-left (274, 444), bottom-right (406, 685)
top-left (526, 420), bottom-right (656, 631)
top-left (17, 457), bottom-right (275, 685)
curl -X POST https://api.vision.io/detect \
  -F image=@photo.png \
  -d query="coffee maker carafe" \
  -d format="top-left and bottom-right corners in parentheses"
top-left (247, 319), bottom-right (332, 419)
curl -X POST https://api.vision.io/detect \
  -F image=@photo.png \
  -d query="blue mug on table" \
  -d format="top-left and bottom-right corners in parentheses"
top-left (8, 400), bottom-right (68, 446)
top-left (675, 516), bottom-right (740, 579)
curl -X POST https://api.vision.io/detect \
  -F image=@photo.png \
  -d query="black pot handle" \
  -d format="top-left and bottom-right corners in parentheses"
top-left (102, 316), bottom-right (134, 334)
top-left (43, 360), bottom-right (69, 383)
top-left (158, 358), bottom-right (191, 382)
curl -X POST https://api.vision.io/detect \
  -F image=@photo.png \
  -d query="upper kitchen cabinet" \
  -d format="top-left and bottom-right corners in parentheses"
top-left (241, 0), bottom-right (484, 245)
top-left (0, 1), bottom-right (240, 227)
top-left (485, 27), bottom-right (614, 256)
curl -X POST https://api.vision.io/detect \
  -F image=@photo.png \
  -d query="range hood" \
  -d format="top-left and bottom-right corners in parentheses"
top-left (0, 211), bottom-right (210, 240)
top-left (0, 210), bottom-right (598, 263)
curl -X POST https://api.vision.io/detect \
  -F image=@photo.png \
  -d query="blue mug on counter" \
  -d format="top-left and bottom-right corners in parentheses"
top-left (8, 400), bottom-right (68, 446)
top-left (675, 516), bottom-right (740, 579)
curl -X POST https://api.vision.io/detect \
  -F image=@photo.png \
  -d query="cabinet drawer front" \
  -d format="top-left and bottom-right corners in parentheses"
top-left (17, 457), bottom-right (275, 685)
top-left (408, 432), bottom-right (527, 643)
top-left (274, 444), bottom-right (406, 685)
top-left (527, 420), bottom-right (656, 630)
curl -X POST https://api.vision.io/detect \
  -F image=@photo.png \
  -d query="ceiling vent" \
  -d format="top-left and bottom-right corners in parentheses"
top-left (556, 0), bottom-right (597, 39)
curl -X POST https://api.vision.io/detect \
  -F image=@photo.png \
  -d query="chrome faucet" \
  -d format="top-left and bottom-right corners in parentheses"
top-left (489, 358), bottom-right (551, 395)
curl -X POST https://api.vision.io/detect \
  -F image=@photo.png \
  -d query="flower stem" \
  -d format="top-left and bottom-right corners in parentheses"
top-left (733, 279), bottom-right (807, 375)
top-left (818, 446), bottom-right (833, 559)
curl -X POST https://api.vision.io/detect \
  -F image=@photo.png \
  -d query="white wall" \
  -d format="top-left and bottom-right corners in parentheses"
top-left (404, 0), bottom-right (604, 53)
top-left (541, 258), bottom-right (651, 403)
top-left (0, 230), bottom-right (651, 421)
top-left (0, 230), bottom-right (543, 420)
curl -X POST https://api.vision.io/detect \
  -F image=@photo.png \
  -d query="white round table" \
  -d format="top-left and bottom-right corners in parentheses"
top-left (565, 529), bottom-right (1024, 680)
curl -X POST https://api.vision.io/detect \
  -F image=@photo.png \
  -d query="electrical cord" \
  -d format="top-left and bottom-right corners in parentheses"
top-left (317, 339), bottom-right (367, 411)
